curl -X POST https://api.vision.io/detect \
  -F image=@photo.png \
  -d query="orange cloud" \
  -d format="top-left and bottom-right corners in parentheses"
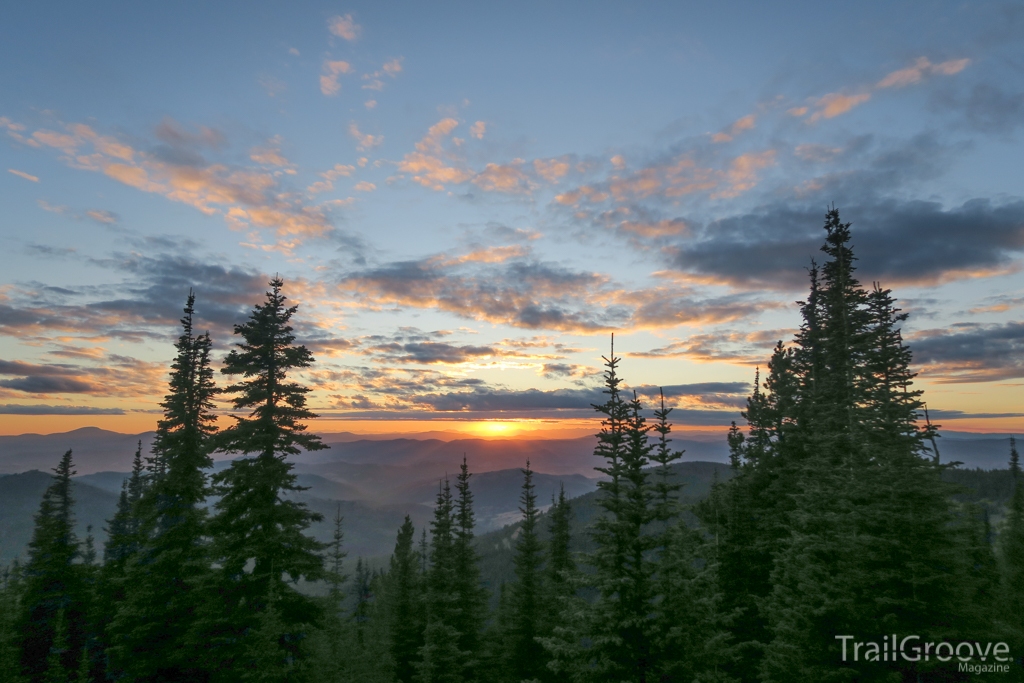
top-left (711, 114), bottom-right (756, 143)
top-left (321, 60), bottom-right (353, 96)
top-left (250, 137), bottom-right (291, 167)
top-left (349, 122), bottom-right (383, 151)
top-left (470, 121), bottom-right (486, 139)
top-left (808, 92), bottom-right (872, 122)
top-left (533, 157), bottom-right (570, 183)
top-left (876, 57), bottom-right (970, 89)
top-left (328, 14), bottom-right (361, 41)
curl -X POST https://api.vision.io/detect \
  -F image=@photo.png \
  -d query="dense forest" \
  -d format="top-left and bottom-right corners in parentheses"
top-left (1, 208), bottom-right (1022, 682)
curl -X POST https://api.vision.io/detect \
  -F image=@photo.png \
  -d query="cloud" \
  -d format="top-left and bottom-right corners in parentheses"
top-left (328, 14), bottom-right (361, 41)
top-left (954, 83), bottom-right (1024, 134)
top-left (353, 181), bottom-right (376, 192)
top-left (321, 60), bottom-right (353, 96)
top-left (0, 357), bottom-right (164, 398)
top-left (13, 117), bottom-right (343, 251)
top-left (369, 341), bottom-right (498, 365)
top-left (470, 121), bottom-right (486, 139)
top-left (85, 209), bottom-right (118, 225)
top-left (338, 248), bottom-right (767, 333)
top-left (0, 404), bottom-right (125, 415)
top-left (382, 58), bottom-right (403, 76)
top-left (8, 168), bottom-right (39, 182)
top-left (808, 92), bottom-right (872, 122)
top-left (250, 137), bottom-right (291, 167)
top-left (790, 56), bottom-right (970, 124)
top-left (876, 57), bottom-right (970, 89)
top-left (349, 122), bottom-right (383, 151)
top-left (664, 198), bottom-right (1024, 290)
top-left (533, 157), bottom-right (571, 183)
top-left (711, 114), bottom-right (756, 143)
top-left (911, 321), bottom-right (1024, 383)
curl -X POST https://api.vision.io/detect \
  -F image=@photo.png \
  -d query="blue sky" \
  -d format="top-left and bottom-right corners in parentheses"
top-left (1, 1), bottom-right (1023, 437)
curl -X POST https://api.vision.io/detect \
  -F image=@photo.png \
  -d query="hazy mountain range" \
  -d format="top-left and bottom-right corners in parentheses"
top-left (1, 426), bottom-right (1017, 566)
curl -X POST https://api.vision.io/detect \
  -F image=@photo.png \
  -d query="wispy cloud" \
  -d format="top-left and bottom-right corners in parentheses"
top-left (7, 168), bottom-right (39, 182)
top-left (8, 116), bottom-right (345, 252)
top-left (349, 122), bottom-right (383, 151)
top-left (711, 114), bottom-right (756, 143)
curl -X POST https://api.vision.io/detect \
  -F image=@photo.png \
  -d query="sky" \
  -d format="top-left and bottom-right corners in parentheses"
top-left (1, 1), bottom-right (1023, 438)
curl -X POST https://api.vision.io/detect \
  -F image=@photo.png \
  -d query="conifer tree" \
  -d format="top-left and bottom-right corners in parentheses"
top-left (16, 451), bottom-right (86, 683)
top-left (353, 558), bottom-right (372, 645)
top-left (388, 516), bottom-right (423, 683)
top-left (0, 563), bottom-right (26, 683)
top-left (41, 608), bottom-right (69, 683)
top-left (545, 484), bottom-right (574, 592)
top-left (452, 458), bottom-right (485, 680)
top-left (579, 343), bottom-right (662, 681)
top-left (504, 461), bottom-right (545, 682)
top-left (107, 292), bottom-right (219, 681)
top-left (325, 505), bottom-right (348, 608)
top-left (417, 479), bottom-right (465, 683)
top-left (1003, 437), bottom-right (1024, 637)
top-left (206, 277), bottom-right (327, 673)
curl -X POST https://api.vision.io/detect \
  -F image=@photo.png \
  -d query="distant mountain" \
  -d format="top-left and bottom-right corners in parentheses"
top-left (0, 427), bottom-right (156, 475)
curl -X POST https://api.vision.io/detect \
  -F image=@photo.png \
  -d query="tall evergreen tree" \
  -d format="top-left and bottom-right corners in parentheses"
top-left (417, 479), bottom-right (465, 683)
top-left (452, 458), bottom-right (486, 681)
top-left (567, 342), bottom-right (663, 681)
top-left (206, 277), bottom-right (327, 676)
top-left (106, 291), bottom-right (219, 682)
top-left (1002, 437), bottom-right (1024, 643)
top-left (16, 451), bottom-right (86, 683)
top-left (504, 461), bottom-right (545, 682)
top-left (545, 484), bottom-right (574, 592)
top-left (388, 516), bottom-right (424, 683)
top-left (0, 563), bottom-right (26, 683)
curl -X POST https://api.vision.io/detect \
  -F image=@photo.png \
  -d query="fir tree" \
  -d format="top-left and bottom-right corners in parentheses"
top-left (579, 342), bottom-right (662, 681)
top-left (0, 563), bottom-right (27, 683)
top-left (452, 458), bottom-right (485, 680)
top-left (16, 451), bottom-right (86, 683)
top-left (41, 608), bottom-right (69, 683)
top-left (388, 516), bottom-right (424, 683)
top-left (353, 558), bottom-right (372, 645)
top-left (504, 461), bottom-right (545, 682)
top-left (545, 484), bottom-right (574, 592)
top-left (416, 479), bottom-right (465, 683)
top-left (206, 277), bottom-right (327, 674)
top-left (325, 505), bottom-right (348, 609)
top-left (107, 292), bottom-right (219, 681)
top-left (1002, 437), bottom-right (1024, 640)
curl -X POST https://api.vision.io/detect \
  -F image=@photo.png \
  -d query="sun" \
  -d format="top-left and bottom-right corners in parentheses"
top-left (469, 421), bottom-right (519, 438)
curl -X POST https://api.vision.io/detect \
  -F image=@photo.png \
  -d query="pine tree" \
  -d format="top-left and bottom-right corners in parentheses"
top-left (388, 516), bottom-right (423, 683)
top-left (41, 608), bottom-right (69, 683)
top-left (107, 292), bottom-right (219, 681)
top-left (206, 277), bottom-right (327, 674)
top-left (452, 458), bottom-right (485, 680)
top-left (416, 479), bottom-right (465, 683)
top-left (0, 563), bottom-right (27, 683)
top-left (504, 461), bottom-right (545, 682)
top-left (325, 505), bottom-right (348, 609)
top-left (1002, 437), bottom-right (1024, 640)
top-left (750, 208), bottom-right (983, 681)
top-left (353, 558), bottom-right (372, 645)
top-left (545, 484), bottom-right (574, 592)
top-left (16, 451), bottom-right (86, 683)
top-left (581, 343), bottom-right (662, 681)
